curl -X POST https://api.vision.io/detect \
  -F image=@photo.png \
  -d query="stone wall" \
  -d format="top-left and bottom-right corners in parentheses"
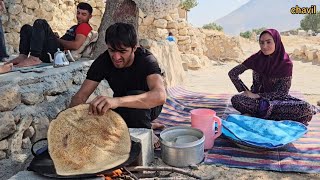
top-left (0, 40), bottom-right (186, 179)
top-left (2, 0), bottom-right (105, 54)
top-left (138, 8), bottom-right (244, 61)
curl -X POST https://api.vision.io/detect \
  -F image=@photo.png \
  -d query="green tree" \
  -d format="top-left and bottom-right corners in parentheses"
top-left (300, 11), bottom-right (320, 32)
top-left (240, 31), bottom-right (252, 39)
top-left (202, 22), bottom-right (223, 31)
top-left (180, 0), bottom-right (198, 11)
top-left (252, 27), bottom-right (266, 35)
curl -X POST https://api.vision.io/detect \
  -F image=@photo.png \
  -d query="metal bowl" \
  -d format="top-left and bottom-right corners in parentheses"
top-left (160, 126), bottom-right (205, 167)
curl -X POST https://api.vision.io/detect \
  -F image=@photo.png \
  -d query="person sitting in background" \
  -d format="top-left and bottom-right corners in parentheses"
top-left (228, 28), bottom-right (318, 125)
top-left (6, 2), bottom-right (93, 67)
top-left (166, 32), bottom-right (176, 42)
top-left (0, 0), bottom-right (9, 62)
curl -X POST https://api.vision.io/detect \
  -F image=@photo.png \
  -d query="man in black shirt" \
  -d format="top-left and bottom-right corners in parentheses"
top-left (70, 23), bottom-right (166, 130)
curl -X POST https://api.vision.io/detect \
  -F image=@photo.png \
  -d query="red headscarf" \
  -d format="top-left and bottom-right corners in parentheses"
top-left (242, 29), bottom-right (293, 92)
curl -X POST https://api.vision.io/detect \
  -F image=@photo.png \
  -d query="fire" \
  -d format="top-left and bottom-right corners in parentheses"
top-left (98, 169), bottom-right (123, 180)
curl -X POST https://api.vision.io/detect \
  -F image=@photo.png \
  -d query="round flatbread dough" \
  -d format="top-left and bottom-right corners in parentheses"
top-left (47, 104), bottom-right (131, 176)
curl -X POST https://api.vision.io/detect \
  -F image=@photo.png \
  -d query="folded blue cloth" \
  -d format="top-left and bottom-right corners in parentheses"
top-left (222, 114), bottom-right (308, 149)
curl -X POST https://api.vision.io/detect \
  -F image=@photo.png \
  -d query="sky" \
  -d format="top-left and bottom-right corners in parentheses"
top-left (188, 0), bottom-right (250, 27)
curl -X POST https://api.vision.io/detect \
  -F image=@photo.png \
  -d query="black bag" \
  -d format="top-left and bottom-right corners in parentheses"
top-left (27, 138), bottom-right (141, 179)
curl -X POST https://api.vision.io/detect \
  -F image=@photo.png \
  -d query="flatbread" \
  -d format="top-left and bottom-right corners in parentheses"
top-left (47, 104), bottom-right (131, 176)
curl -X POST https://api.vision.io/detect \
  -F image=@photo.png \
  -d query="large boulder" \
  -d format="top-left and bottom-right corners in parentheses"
top-left (140, 39), bottom-right (186, 87)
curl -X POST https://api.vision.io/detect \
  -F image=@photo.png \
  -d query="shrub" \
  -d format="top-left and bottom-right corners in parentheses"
top-left (202, 22), bottom-right (223, 31)
top-left (240, 31), bottom-right (252, 39)
top-left (180, 0), bottom-right (198, 11)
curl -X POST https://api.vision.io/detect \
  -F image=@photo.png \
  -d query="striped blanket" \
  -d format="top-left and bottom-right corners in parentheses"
top-left (154, 87), bottom-right (320, 173)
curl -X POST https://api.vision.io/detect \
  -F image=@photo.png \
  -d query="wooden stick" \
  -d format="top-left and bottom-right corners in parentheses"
top-left (123, 167), bottom-right (139, 180)
top-left (134, 171), bottom-right (161, 178)
top-left (126, 166), bottom-right (202, 179)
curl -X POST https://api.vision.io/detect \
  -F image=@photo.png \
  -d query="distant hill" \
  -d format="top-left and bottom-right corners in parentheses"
top-left (215, 0), bottom-right (320, 35)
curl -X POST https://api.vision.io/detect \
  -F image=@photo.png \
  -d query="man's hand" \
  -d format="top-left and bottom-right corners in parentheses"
top-left (89, 96), bottom-right (120, 115)
top-left (240, 90), bottom-right (260, 99)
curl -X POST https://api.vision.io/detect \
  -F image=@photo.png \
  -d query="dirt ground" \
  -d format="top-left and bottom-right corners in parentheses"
top-left (174, 35), bottom-right (320, 179)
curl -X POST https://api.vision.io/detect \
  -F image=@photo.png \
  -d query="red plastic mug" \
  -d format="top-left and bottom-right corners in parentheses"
top-left (190, 108), bottom-right (222, 149)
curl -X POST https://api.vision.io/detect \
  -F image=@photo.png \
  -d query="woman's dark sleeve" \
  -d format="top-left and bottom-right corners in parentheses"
top-left (228, 64), bottom-right (249, 92)
top-left (258, 76), bottom-right (292, 100)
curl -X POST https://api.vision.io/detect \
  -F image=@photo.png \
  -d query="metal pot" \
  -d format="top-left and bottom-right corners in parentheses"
top-left (160, 126), bottom-right (205, 167)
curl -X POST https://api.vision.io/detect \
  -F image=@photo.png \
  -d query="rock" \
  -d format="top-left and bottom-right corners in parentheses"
top-left (317, 100), bottom-right (320, 106)
top-left (0, 151), bottom-right (6, 160)
top-left (0, 140), bottom-right (9, 150)
top-left (41, 1), bottom-right (55, 12)
top-left (31, 116), bottom-right (49, 142)
top-left (316, 52), bottom-right (320, 63)
top-left (170, 12), bottom-right (179, 20)
top-left (96, 0), bottom-right (105, 8)
top-left (92, 8), bottom-right (101, 16)
top-left (181, 54), bottom-right (202, 69)
top-left (143, 16), bottom-right (155, 26)
top-left (0, 85), bottom-right (21, 112)
top-left (305, 50), bottom-right (317, 61)
top-left (177, 36), bottom-right (190, 41)
top-left (8, 116), bottom-right (32, 154)
top-left (178, 39), bottom-right (192, 45)
top-left (154, 28), bottom-right (168, 41)
top-left (40, 94), bottom-right (69, 119)
top-left (21, 138), bottom-right (31, 149)
top-left (167, 20), bottom-right (178, 29)
top-left (293, 48), bottom-right (303, 57)
top-left (8, 4), bottom-right (23, 15)
top-left (132, 0), bottom-right (180, 18)
top-left (0, 112), bottom-right (16, 140)
top-left (9, 116), bottom-right (32, 154)
top-left (23, 126), bottom-right (35, 139)
top-left (301, 45), bottom-right (307, 53)
top-left (177, 19), bottom-right (187, 29)
top-left (34, 9), bottom-right (54, 21)
top-left (4, 32), bottom-right (19, 47)
top-left (147, 40), bottom-right (185, 87)
top-left (20, 89), bottom-right (44, 105)
top-left (43, 75), bottom-right (73, 96)
top-left (153, 19), bottom-right (167, 29)
top-left (90, 16), bottom-right (102, 28)
top-left (22, 0), bottom-right (39, 9)
top-left (179, 28), bottom-right (188, 36)
top-left (164, 15), bottom-right (173, 21)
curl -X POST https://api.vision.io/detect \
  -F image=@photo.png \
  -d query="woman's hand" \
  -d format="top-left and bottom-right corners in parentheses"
top-left (241, 91), bottom-right (260, 99)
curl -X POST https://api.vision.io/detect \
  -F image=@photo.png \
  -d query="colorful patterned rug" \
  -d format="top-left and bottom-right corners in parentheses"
top-left (154, 87), bottom-right (320, 173)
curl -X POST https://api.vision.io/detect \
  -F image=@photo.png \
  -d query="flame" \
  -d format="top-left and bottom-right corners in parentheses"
top-left (97, 169), bottom-right (123, 180)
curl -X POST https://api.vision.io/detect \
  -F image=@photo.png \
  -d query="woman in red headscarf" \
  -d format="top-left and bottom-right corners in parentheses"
top-left (228, 29), bottom-right (318, 125)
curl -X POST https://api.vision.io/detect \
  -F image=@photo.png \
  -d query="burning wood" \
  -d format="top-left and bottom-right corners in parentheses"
top-left (98, 169), bottom-right (123, 180)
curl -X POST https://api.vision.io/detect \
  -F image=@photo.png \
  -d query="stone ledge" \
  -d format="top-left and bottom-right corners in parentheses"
top-left (0, 59), bottom-right (94, 86)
